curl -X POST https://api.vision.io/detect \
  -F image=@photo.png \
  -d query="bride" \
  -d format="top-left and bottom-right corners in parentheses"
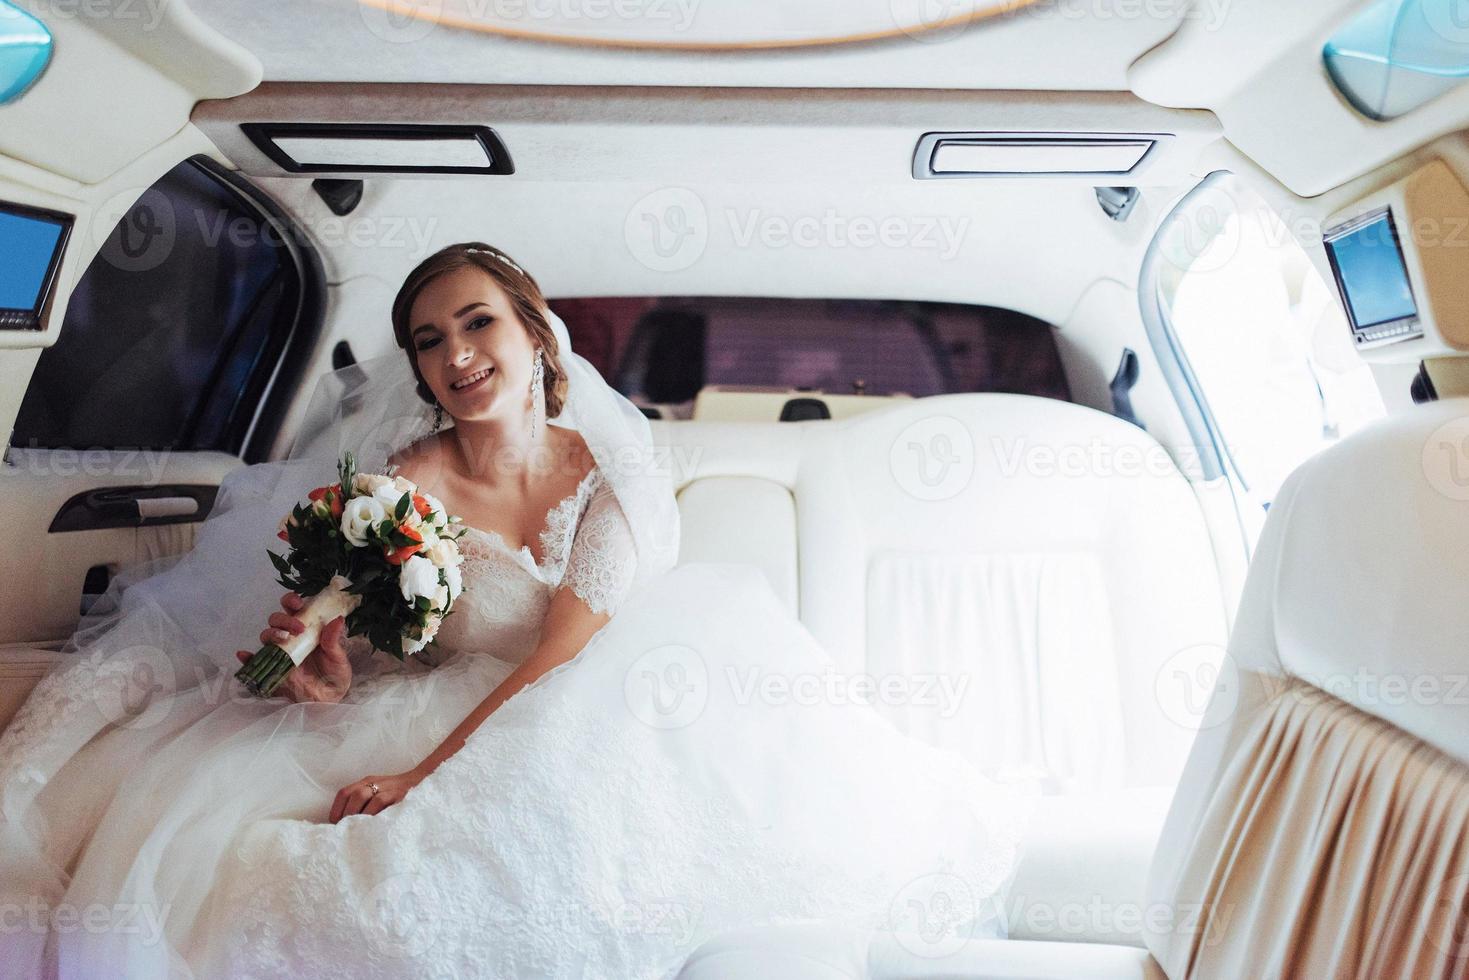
top-left (0, 243), bottom-right (1029, 979)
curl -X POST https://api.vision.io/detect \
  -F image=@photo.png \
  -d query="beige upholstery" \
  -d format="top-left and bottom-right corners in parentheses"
top-left (1146, 398), bottom-right (1469, 978)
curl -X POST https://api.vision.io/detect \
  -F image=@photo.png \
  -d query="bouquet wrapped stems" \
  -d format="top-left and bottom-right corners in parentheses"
top-left (234, 452), bottom-right (466, 699)
top-left (236, 575), bottom-right (363, 697)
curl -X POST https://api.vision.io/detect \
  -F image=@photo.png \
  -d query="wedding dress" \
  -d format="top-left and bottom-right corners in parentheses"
top-left (0, 310), bottom-right (1031, 980)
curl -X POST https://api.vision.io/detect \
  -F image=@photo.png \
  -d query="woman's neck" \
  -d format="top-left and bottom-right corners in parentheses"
top-left (447, 415), bottom-right (563, 489)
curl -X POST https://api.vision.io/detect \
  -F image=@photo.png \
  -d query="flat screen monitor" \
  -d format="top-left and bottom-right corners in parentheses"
top-left (1323, 206), bottom-right (1422, 347)
top-left (0, 201), bottom-right (73, 331)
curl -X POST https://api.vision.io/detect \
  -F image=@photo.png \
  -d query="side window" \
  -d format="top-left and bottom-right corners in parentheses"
top-left (1154, 174), bottom-right (1386, 507)
top-left (10, 156), bottom-right (321, 461)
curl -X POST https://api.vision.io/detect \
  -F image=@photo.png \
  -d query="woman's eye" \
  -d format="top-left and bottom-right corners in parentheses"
top-left (467, 316), bottom-right (493, 331)
top-left (415, 337), bottom-right (441, 352)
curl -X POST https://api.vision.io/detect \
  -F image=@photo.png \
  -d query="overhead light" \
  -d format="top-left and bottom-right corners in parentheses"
top-left (1324, 0), bottom-right (1469, 121)
top-left (241, 123), bottom-right (514, 175)
top-left (0, 0), bottom-right (52, 105)
top-left (913, 133), bottom-right (1159, 179)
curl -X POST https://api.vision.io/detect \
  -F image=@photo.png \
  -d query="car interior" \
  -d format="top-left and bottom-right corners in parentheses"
top-left (2, 0), bottom-right (1468, 976)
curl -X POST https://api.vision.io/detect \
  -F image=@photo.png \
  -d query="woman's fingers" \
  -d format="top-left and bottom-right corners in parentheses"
top-left (330, 781), bottom-right (376, 823)
top-left (319, 617), bottom-right (347, 657)
top-left (267, 612), bottom-right (304, 635)
top-left (280, 592), bottom-right (305, 613)
top-left (362, 791), bottom-right (394, 817)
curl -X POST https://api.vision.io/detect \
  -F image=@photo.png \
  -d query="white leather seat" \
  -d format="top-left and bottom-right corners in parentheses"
top-left (677, 922), bottom-right (1166, 980)
top-left (656, 393), bottom-right (1231, 961)
top-left (660, 395), bottom-right (1230, 795)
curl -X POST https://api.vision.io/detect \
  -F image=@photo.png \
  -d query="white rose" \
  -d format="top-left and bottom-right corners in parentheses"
top-left (372, 483), bottom-right (412, 515)
top-left (443, 562), bottom-right (463, 601)
top-left (425, 539), bottom-right (461, 568)
top-left (433, 584), bottom-right (449, 610)
top-left (398, 554), bottom-right (439, 604)
top-left (405, 614), bottom-right (442, 655)
top-left (392, 475), bottom-right (416, 494)
top-left (340, 496), bottom-right (388, 547)
top-left (354, 473), bottom-right (391, 496)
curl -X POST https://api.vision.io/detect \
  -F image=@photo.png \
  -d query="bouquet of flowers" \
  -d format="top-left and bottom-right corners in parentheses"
top-left (234, 451), bottom-right (467, 697)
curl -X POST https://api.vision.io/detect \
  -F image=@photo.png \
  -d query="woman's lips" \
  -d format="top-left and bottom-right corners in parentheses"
top-left (450, 367), bottom-right (494, 395)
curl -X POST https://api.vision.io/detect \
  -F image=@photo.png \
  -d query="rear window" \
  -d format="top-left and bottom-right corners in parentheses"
top-left (550, 297), bottom-right (1070, 412)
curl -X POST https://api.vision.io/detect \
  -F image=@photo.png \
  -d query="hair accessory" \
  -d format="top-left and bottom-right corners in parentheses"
top-left (431, 399), bottom-right (445, 434)
top-left (530, 347), bottom-right (545, 439)
top-left (464, 247), bottom-right (527, 277)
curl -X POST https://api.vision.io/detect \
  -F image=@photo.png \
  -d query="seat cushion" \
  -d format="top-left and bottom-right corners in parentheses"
top-left (677, 923), bottom-right (1165, 980)
top-left (1005, 787), bottom-right (1174, 946)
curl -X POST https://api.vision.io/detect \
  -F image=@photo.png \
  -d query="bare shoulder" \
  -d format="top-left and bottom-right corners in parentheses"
top-left (388, 432), bottom-right (449, 488)
top-left (557, 425), bottom-right (596, 479)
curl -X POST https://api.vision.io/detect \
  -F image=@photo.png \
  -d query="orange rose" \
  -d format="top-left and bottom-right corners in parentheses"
top-left (384, 524), bottom-right (425, 565)
top-left (308, 483), bottom-right (345, 520)
top-left (412, 494), bottom-right (432, 518)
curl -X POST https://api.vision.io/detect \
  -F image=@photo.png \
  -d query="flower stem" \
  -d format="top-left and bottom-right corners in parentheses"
top-left (234, 644), bottom-right (295, 697)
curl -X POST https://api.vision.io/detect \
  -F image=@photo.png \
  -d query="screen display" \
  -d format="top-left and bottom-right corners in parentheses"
top-left (0, 206), bottom-right (69, 313)
top-left (1325, 209), bottom-right (1418, 329)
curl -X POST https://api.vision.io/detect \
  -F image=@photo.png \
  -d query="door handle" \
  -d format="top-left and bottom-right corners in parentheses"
top-left (49, 484), bottom-right (219, 532)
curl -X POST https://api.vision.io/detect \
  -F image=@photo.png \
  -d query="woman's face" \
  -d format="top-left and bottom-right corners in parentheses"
top-left (407, 266), bottom-right (538, 425)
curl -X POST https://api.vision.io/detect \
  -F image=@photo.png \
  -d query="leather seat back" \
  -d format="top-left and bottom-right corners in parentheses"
top-left (657, 394), bottom-right (1231, 793)
top-left (1146, 399), bottom-right (1469, 978)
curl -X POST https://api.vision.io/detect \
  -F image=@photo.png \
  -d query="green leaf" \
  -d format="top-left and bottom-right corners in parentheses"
top-left (395, 491), bottom-right (411, 522)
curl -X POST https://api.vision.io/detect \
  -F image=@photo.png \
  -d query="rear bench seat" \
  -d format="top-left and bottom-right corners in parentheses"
top-left (1, 393), bottom-right (1232, 955)
top-left (656, 392), bottom-right (1231, 948)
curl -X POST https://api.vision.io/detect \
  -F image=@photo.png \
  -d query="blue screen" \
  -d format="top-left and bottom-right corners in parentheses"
top-left (1328, 212), bottom-right (1418, 328)
top-left (0, 208), bottom-right (66, 311)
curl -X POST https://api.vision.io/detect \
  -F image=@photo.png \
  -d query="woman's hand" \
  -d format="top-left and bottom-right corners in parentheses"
top-left (330, 768), bottom-right (426, 823)
top-left (235, 592), bottom-right (353, 704)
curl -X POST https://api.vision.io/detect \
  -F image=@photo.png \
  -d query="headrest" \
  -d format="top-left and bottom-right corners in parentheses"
top-left (1259, 397), bottom-right (1469, 765)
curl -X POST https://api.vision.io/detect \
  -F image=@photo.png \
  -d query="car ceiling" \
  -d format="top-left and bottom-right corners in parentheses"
top-left (179, 0), bottom-right (1469, 200)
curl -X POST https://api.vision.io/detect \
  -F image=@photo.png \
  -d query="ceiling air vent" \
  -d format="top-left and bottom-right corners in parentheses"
top-left (241, 123), bottom-right (514, 175)
top-left (913, 133), bottom-right (1159, 179)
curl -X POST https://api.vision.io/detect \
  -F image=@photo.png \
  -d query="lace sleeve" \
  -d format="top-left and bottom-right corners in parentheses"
top-left (561, 476), bottom-right (639, 615)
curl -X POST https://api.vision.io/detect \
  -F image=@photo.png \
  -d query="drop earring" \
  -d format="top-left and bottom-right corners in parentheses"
top-left (431, 400), bottom-right (444, 434)
top-left (529, 348), bottom-right (545, 440)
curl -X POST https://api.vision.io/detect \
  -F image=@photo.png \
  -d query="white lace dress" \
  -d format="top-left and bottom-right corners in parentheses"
top-left (1, 465), bottom-right (1028, 980)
